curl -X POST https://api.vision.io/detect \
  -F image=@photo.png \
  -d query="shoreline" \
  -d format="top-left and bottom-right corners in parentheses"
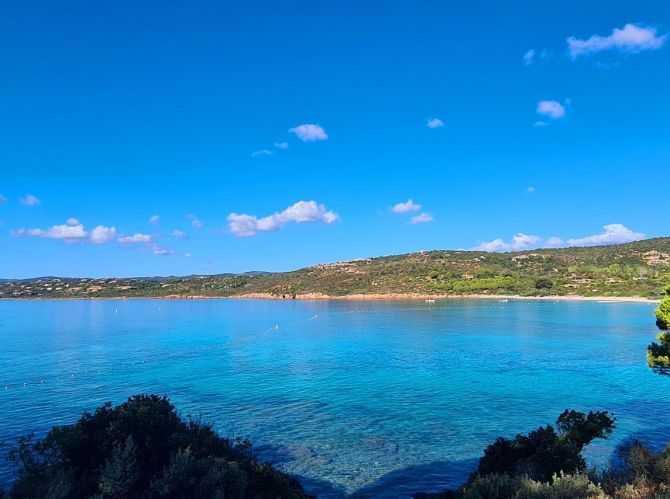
top-left (230, 292), bottom-right (659, 304)
top-left (2, 293), bottom-right (659, 304)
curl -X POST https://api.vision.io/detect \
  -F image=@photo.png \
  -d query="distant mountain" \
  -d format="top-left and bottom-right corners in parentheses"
top-left (2, 238), bottom-right (669, 299)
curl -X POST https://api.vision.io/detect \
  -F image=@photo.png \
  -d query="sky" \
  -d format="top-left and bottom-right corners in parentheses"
top-left (1, 1), bottom-right (668, 278)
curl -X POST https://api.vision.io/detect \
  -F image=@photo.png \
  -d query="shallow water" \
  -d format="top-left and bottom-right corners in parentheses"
top-left (0, 298), bottom-right (667, 497)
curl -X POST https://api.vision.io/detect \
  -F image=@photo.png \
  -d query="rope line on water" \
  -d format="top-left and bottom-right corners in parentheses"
top-left (2, 313), bottom-right (321, 392)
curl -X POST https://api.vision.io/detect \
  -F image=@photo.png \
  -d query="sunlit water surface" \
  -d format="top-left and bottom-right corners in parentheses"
top-left (0, 299), bottom-right (667, 497)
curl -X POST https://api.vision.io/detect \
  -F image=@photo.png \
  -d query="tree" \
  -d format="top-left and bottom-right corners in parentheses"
top-left (474, 410), bottom-right (615, 482)
top-left (647, 284), bottom-right (670, 370)
top-left (7, 395), bottom-right (308, 499)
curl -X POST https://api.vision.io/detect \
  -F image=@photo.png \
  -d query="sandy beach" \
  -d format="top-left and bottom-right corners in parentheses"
top-left (230, 292), bottom-right (660, 304)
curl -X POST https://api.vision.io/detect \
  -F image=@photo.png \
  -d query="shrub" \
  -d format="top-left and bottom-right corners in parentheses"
top-left (7, 395), bottom-right (308, 499)
top-left (475, 410), bottom-right (615, 482)
top-left (535, 278), bottom-right (554, 290)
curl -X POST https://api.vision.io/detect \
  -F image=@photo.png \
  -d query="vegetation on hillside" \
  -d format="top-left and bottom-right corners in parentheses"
top-left (2, 238), bottom-right (669, 299)
top-left (4, 395), bottom-right (308, 499)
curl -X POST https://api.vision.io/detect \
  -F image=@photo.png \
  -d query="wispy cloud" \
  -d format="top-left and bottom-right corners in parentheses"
top-left (188, 214), bottom-right (203, 229)
top-left (274, 142), bottom-right (289, 150)
top-left (0, 194), bottom-right (6, 204)
top-left (20, 194), bottom-right (41, 206)
top-left (251, 149), bottom-right (273, 158)
top-left (149, 215), bottom-right (161, 224)
top-left (228, 200), bottom-right (339, 237)
top-left (523, 49), bottom-right (535, 65)
top-left (410, 213), bottom-right (433, 225)
top-left (289, 124), bottom-right (328, 142)
top-left (568, 23), bottom-right (667, 59)
top-left (537, 100), bottom-right (566, 119)
top-left (526, 186), bottom-right (535, 193)
top-left (150, 244), bottom-right (173, 256)
top-left (427, 118), bottom-right (444, 129)
top-left (170, 229), bottom-right (189, 240)
top-left (117, 233), bottom-right (152, 244)
top-left (392, 199), bottom-right (422, 214)
top-left (474, 224), bottom-right (644, 252)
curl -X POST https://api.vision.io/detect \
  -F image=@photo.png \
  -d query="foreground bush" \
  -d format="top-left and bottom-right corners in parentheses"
top-left (5, 395), bottom-right (308, 498)
top-left (475, 410), bottom-right (615, 482)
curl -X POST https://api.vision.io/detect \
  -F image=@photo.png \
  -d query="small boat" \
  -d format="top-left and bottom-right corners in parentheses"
top-left (499, 299), bottom-right (508, 303)
top-left (425, 299), bottom-right (436, 304)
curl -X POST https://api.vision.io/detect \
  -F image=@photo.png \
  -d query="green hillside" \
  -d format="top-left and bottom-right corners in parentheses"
top-left (3, 237), bottom-right (670, 300)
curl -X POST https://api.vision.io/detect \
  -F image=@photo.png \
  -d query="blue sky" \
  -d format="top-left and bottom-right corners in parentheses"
top-left (1, 1), bottom-right (668, 278)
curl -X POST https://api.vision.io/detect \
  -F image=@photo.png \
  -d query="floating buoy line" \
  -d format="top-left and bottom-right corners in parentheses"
top-left (2, 313), bottom-right (320, 392)
top-left (1, 299), bottom-right (556, 392)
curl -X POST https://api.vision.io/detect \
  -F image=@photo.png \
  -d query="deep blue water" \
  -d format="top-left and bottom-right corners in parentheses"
top-left (0, 298), bottom-right (667, 497)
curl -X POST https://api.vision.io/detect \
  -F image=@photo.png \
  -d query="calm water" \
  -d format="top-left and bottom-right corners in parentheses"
top-left (0, 298), bottom-right (667, 497)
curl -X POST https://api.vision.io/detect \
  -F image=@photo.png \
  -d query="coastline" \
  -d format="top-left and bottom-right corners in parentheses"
top-left (230, 292), bottom-right (659, 304)
top-left (1, 293), bottom-right (659, 304)
top-left (0, 293), bottom-right (660, 304)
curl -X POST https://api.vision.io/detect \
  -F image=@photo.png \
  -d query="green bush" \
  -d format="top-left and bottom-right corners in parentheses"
top-left (475, 410), bottom-right (615, 482)
top-left (535, 278), bottom-right (554, 290)
top-left (6, 395), bottom-right (308, 499)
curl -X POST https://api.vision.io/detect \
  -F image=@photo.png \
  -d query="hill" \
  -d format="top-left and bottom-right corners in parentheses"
top-left (2, 237), bottom-right (670, 300)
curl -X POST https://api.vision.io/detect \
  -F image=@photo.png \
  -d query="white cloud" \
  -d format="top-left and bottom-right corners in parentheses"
top-left (89, 225), bottom-right (117, 244)
top-left (66, 218), bottom-right (80, 226)
top-left (410, 213), bottom-right (434, 225)
top-left (117, 233), bottom-right (152, 244)
top-left (526, 186), bottom-right (535, 193)
top-left (545, 237), bottom-right (565, 248)
top-left (534, 120), bottom-right (549, 127)
top-left (392, 199), bottom-right (422, 214)
top-left (171, 229), bottom-right (189, 240)
top-left (567, 224), bottom-right (644, 247)
top-left (274, 142), bottom-right (289, 149)
top-left (151, 245), bottom-right (172, 256)
top-left (149, 215), bottom-right (161, 224)
top-left (289, 124), bottom-right (328, 142)
top-left (523, 49), bottom-right (535, 65)
top-left (0, 194), bottom-right (6, 204)
top-left (228, 200), bottom-right (339, 237)
top-left (11, 221), bottom-right (88, 243)
top-left (251, 149), bottom-right (273, 158)
top-left (188, 214), bottom-right (203, 229)
top-left (427, 118), bottom-right (444, 129)
top-left (474, 233), bottom-right (543, 252)
top-left (20, 194), bottom-right (41, 206)
top-left (537, 100), bottom-right (566, 119)
top-left (474, 224), bottom-right (644, 252)
top-left (568, 23), bottom-right (667, 59)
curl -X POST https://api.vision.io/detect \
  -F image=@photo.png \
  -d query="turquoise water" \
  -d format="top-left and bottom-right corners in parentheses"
top-left (0, 298), bottom-right (668, 497)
